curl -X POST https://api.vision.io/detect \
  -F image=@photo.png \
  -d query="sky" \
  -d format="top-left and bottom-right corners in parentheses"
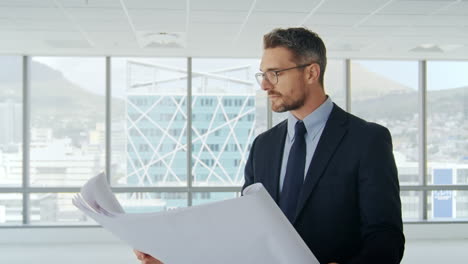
top-left (33, 57), bottom-right (261, 98)
top-left (33, 57), bottom-right (468, 97)
top-left (357, 60), bottom-right (468, 91)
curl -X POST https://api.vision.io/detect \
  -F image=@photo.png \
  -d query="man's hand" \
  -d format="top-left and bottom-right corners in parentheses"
top-left (133, 249), bottom-right (163, 264)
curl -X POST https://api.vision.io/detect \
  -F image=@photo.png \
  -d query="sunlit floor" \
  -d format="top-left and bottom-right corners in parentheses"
top-left (1, 239), bottom-right (468, 264)
top-left (0, 243), bottom-right (136, 264)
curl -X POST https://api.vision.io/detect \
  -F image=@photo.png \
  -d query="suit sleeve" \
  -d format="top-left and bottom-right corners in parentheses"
top-left (242, 137), bottom-right (258, 194)
top-left (348, 125), bottom-right (405, 264)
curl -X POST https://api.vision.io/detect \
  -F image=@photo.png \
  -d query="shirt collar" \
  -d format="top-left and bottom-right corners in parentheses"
top-left (287, 96), bottom-right (334, 142)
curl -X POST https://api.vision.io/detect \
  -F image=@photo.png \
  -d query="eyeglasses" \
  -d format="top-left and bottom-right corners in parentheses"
top-left (255, 63), bottom-right (312, 86)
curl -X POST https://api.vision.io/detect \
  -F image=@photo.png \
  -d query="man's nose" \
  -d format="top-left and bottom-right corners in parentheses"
top-left (261, 78), bottom-right (273, 91)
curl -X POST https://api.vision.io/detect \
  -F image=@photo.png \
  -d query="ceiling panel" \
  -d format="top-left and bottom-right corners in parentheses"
top-left (128, 10), bottom-right (186, 32)
top-left (87, 31), bottom-right (138, 48)
top-left (304, 25), bottom-right (354, 39)
top-left (0, 7), bottom-right (65, 20)
top-left (379, 0), bottom-right (449, 15)
top-left (0, 0), bottom-right (467, 58)
top-left (397, 0), bottom-right (460, 2)
top-left (385, 35), bottom-right (468, 48)
top-left (0, 30), bottom-right (81, 41)
top-left (328, 42), bottom-right (369, 52)
top-left (191, 11), bottom-right (245, 24)
top-left (66, 8), bottom-right (125, 20)
top-left (190, 35), bottom-right (240, 50)
top-left (421, 35), bottom-right (468, 44)
top-left (248, 12), bottom-right (306, 26)
top-left (437, 2), bottom-right (468, 15)
top-left (44, 39), bottom-right (92, 49)
top-left (134, 25), bottom-right (187, 34)
top-left (79, 20), bottom-right (131, 32)
top-left (371, 25), bottom-right (468, 37)
top-left (376, 39), bottom-right (468, 55)
top-left (317, 0), bottom-right (390, 14)
top-left (191, 0), bottom-right (253, 11)
top-left (363, 14), bottom-right (468, 27)
top-left (304, 14), bottom-right (365, 26)
top-left (8, 19), bottom-right (73, 31)
top-left (122, 0), bottom-right (186, 10)
top-left (255, 0), bottom-right (324, 13)
top-left (191, 22), bottom-right (240, 32)
top-left (0, 0), bottom-right (53, 7)
top-left (59, 0), bottom-right (121, 8)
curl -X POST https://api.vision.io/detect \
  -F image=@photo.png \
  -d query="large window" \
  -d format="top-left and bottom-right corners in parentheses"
top-left (351, 60), bottom-right (422, 220)
top-left (0, 56), bottom-right (22, 225)
top-left (426, 61), bottom-right (468, 221)
top-left (351, 60), bottom-right (420, 187)
top-left (192, 58), bottom-right (263, 186)
top-left (30, 57), bottom-right (106, 187)
top-left (111, 58), bottom-right (188, 187)
top-left (115, 192), bottom-right (188, 213)
top-left (0, 56), bottom-right (22, 188)
top-left (0, 193), bottom-right (22, 225)
top-left (29, 193), bottom-right (94, 225)
top-left (27, 57), bottom-right (106, 224)
top-left (1, 56), bottom-right (467, 226)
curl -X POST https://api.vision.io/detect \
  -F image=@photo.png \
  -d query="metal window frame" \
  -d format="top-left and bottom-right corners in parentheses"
top-left (345, 59), bottom-right (468, 223)
top-left (22, 56), bottom-right (30, 225)
top-left (1, 56), bottom-right (467, 228)
top-left (187, 57), bottom-right (193, 207)
top-left (419, 60), bottom-right (428, 220)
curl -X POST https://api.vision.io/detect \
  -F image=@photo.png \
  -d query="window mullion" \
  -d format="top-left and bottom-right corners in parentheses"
top-left (22, 56), bottom-right (31, 225)
top-left (419, 60), bottom-right (428, 221)
top-left (187, 57), bottom-right (193, 207)
top-left (345, 59), bottom-right (351, 112)
top-left (106, 56), bottom-right (111, 183)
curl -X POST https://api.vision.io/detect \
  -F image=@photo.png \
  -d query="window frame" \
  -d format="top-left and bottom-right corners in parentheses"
top-left (0, 56), bottom-right (467, 227)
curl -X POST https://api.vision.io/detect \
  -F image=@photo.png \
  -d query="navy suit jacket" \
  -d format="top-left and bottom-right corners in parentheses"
top-left (243, 104), bottom-right (405, 264)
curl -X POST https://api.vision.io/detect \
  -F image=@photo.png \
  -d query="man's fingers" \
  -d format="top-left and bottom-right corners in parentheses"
top-left (134, 249), bottom-right (163, 264)
top-left (141, 255), bottom-right (163, 264)
top-left (142, 255), bottom-right (163, 264)
top-left (133, 249), bottom-right (147, 260)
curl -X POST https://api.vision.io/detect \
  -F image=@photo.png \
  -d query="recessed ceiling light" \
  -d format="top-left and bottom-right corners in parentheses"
top-left (410, 43), bottom-right (464, 53)
top-left (137, 31), bottom-right (186, 49)
top-left (410, 44), bottom-right (443, 53)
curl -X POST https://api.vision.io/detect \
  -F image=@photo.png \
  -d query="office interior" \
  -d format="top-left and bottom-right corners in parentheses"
top-left (0, 0), bottom-right (467, 263)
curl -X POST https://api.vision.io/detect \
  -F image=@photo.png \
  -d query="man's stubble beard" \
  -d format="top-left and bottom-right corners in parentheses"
top-left (269, 88), bottom-right (307, 113)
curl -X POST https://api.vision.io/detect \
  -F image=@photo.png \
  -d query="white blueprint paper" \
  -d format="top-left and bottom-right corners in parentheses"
top-left (73, 173), bottom-right (319, 264)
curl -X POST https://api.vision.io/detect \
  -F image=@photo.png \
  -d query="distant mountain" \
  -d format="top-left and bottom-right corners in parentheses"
top-left (350, 62), bottom-right (415, 100)
top-left (0, 56), bottom-right (65, 83)
top-left (0, 60), bottom-right (125, 140)
top-left (0, 57), bottom-right (22, 84)
top-left (353, 85), bottom-right (468, 121)
top-left (0, 58), bottom-right (465, 133)
top-left (349, 62), bottom-right (467, 121)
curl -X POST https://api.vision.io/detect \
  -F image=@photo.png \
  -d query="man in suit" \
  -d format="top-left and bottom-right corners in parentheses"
top-left (134, 27), bottom-right (405, 264)
top-left (242, 27), bottom-right (405, 264)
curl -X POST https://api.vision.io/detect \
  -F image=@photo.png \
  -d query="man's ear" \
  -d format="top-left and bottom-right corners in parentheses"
top-left (305, 64), bottom-right (320, 84)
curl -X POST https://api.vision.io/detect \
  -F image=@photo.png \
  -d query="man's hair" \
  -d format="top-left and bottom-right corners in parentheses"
top-left (263, 27), bottom-right (327, 86)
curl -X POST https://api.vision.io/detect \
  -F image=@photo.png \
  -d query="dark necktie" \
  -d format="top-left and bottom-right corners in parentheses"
top-left (280, 121), bottom-right (307, 223)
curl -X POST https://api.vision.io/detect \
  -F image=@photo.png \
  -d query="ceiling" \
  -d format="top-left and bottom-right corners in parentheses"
top-left (0, 0), bottom-right (467, 59)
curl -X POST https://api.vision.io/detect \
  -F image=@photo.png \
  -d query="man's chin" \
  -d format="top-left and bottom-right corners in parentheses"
top-left (271, 104), bottom-right (287, 113)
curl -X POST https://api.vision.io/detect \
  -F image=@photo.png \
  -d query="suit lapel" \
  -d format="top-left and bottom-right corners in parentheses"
top-left (294, 105), bottom-right (349, 222)
top-left (266, 120), bottom-right (287, 203)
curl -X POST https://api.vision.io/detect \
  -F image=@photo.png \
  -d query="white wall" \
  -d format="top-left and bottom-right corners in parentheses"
top-left (0, 224), bottom-right (467, 264)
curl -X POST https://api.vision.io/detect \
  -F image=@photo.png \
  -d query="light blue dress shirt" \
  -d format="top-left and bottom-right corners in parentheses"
top-left (279, 97), bottom-right (334, 192)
